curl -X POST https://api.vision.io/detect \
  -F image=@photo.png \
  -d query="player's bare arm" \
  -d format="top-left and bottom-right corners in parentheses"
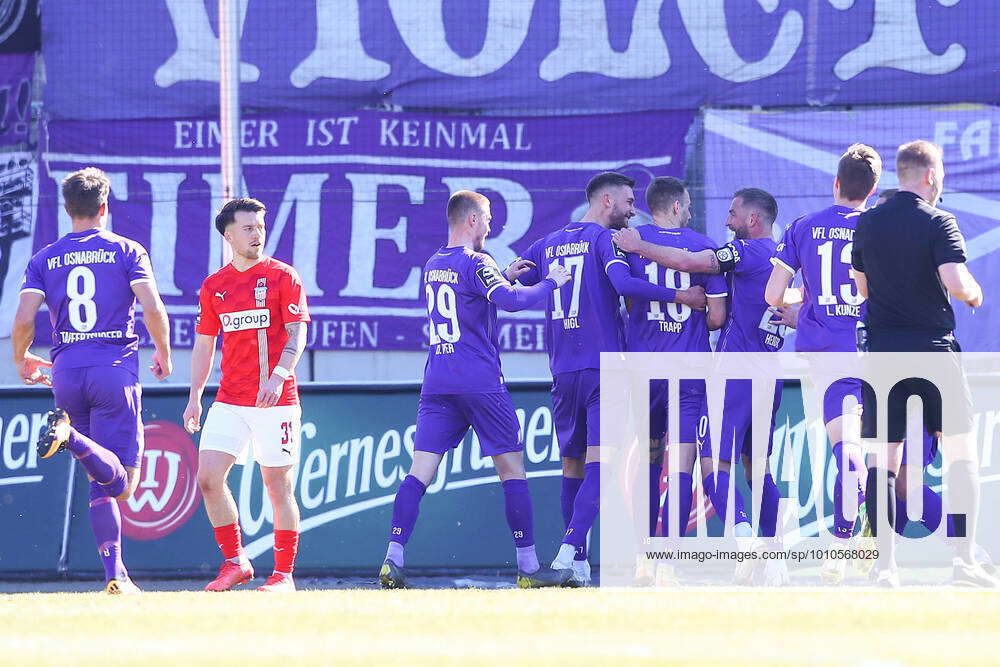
top-left (10, 291), bottom-right (53, 386)
top-left (255, 321), bottom-right (308, 408)
top-left (765, 264), bottom-right (794, 308)
top-left (852, 269), bottom-right (869, 300)
top-left (677, 285), bottom-right (707, 311)
top-left (132, 280), bottom-right (172, 380)
top-left (183, 333), bottom-right (217, 434)
top-left (938, 262), bottom-right (983, 308)
top-left (612, 227), bottom-right (722, 274)
top-left (706, 295), bottom-right (727, 330)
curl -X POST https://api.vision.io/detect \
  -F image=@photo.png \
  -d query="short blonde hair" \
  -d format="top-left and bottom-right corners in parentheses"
top-left (896, 140), bottom-right (943, 183)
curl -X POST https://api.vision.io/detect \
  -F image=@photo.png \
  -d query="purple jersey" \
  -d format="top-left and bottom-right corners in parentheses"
top-left (521, 222), bottom-right (629, 375)
top-left (773, 205), bottom-right (866, 352)
top-left (20, 228), bottom-right (152, 375)
top-left (420, 246), bottom-right (510, 395)
top-left (626, 226), bottom-right (728, 352)
top-left (716, 238), bottom-right (786, 352)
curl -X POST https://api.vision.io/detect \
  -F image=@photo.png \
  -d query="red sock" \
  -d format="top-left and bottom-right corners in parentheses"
top-left (213, 523), bottom-right (243, 560)
top-left (273, 530), bottom-right (299, 574)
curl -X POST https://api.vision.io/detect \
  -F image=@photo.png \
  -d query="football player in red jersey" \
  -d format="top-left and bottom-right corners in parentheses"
top-left (183, 198), bottom-right (310, 593)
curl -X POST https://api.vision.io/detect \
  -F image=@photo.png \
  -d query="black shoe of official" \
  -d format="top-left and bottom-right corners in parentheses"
top-left (379, 559), bottom-right (407, 589)
top-left (37, 409), bottom-right (72, 459)
top-left (517, 566), bottom-right (572, 589)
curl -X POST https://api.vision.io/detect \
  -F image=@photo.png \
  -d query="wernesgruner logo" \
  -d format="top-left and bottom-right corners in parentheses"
top-left (121, 420), bottom-right (201, 541)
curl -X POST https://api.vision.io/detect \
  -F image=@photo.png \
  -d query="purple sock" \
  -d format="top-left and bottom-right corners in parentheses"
top-left (895, 495), bottom-right (909, 535)
top-left (501, 479), bottom-right (535, 548)
top-left (69, 429), bottom-right (127, 496)
top-left (704, 470), bottom-right (749, 527)
top-left (759, 474), bottom-right (780, 538)
top-left (89, 481), bottom-right (126, 582)
top-left (562, 475), bottom-right (588, 560)
top-left (561, 475), bottom-right (583, 527)
top-left (649, 464), bottom-right (662, 537)
top-left (563, 463), bottom-right (600, 550)
top-left (831, 443), bottom-right (864, 539)
top-left (388, 475), bottom-right (426, 554)
top-left (670, 472), bottom-right (694, 538)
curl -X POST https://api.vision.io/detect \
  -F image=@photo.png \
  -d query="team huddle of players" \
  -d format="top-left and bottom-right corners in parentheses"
top-left (16, 139), bottom-right (988, 593)
top-left (382, 139), bottom-right (991, 590)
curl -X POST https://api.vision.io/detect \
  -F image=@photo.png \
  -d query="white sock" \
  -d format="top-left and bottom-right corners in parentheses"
top-left (733, 521), bottom-right (753, 538)
top-left (551, 543), bottom-right (577, 569)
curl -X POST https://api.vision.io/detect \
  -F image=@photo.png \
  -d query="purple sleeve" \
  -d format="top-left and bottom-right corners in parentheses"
top-left (705, 272), bottom-right (728, 297)
top-left (607, 261), bottom-right (677, 303)
top-left (515, 238), bottom-right (544, 286)
top-left (20, 253), bottom-right (45, 295)
top-left (597, 229), bottom-right (630, 275)
top-left (772, 219), bottom-right (801, 274)
top-left (127, 242), bottom-right (153, 285)
top-left (489, 279), bottom-right (557, 312)
top-left (470, 254), bottom-right (512, 299)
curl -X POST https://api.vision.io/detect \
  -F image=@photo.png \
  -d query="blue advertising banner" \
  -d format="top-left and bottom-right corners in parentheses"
top-left (53, 383), bottom-right (573, 575)
top-left (42, 1), bottom-right (1000, 121)
top-left (34, 109), bottom-right (691, 351)
top-left (703, 105), bottom-right (1000, 352)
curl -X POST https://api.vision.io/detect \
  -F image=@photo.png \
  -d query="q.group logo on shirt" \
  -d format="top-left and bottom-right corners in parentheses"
top-left (120, 421), bottom-right (201, 541)
top-left (220, 308), bottom-right (271, 332)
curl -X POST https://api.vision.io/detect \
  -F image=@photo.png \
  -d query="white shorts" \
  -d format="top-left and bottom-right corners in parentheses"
top-left (200, 402), bottom-right (302, 468)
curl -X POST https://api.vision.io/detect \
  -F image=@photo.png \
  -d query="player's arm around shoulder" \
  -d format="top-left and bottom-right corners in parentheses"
top-left (612, 226), bottom-right (721, 274)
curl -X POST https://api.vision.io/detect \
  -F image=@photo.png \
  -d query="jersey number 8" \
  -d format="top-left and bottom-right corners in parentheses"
top-left (67, 266), bottom-right (98, 332)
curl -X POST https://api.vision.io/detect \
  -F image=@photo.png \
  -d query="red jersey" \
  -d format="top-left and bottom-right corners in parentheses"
top-left (196, 256), bottom-right (310, 407)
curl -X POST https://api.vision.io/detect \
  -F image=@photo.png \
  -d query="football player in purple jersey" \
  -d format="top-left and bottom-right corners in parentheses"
top-left (624, 177), bottom-right (728, 585)
top-left (379, 190), bottom-right (572, 589)
top-left (764, 144), bottom-right (882, 583)
top-left (12, 168), bottom-right (171, 594)
top-left (615, 188), bottom-right (791, 585)
top-left (516, 172), bottom-right (707, 585)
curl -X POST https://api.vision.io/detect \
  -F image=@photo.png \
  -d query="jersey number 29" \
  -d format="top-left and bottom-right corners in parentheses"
top-left (425, 283), bottom-right (461, 345)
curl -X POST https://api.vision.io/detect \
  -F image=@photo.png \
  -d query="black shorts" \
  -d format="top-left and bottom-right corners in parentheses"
top-left (860, 329), bottom-right (972, 443)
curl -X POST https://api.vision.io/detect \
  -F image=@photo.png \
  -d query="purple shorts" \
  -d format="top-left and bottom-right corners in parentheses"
top-left (698, 379), bottom-right (782, 463)
top-left (823, 378), bottom-right (864, 425)
top-left (551, 369), bottom-right (600, 460)
top-left (414, 391), bottom-right (521, 457)
top-left (51, 366), bottom-right (144, 468)
top-left (649, 380), bottom-right (706, 444)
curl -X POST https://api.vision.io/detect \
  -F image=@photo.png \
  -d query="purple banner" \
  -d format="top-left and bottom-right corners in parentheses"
top-left (0, 53), bottom-right (32, 146)
top-left (41, 1), bottom-right (1000, 121)
top-left (35, 109), bottom-right (693, 351)
top-left (704, 106), bottom-right (1000, 352)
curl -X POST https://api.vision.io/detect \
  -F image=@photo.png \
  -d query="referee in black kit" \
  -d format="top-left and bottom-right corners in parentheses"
top-left (850, 139), bottom-right (992, 588)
